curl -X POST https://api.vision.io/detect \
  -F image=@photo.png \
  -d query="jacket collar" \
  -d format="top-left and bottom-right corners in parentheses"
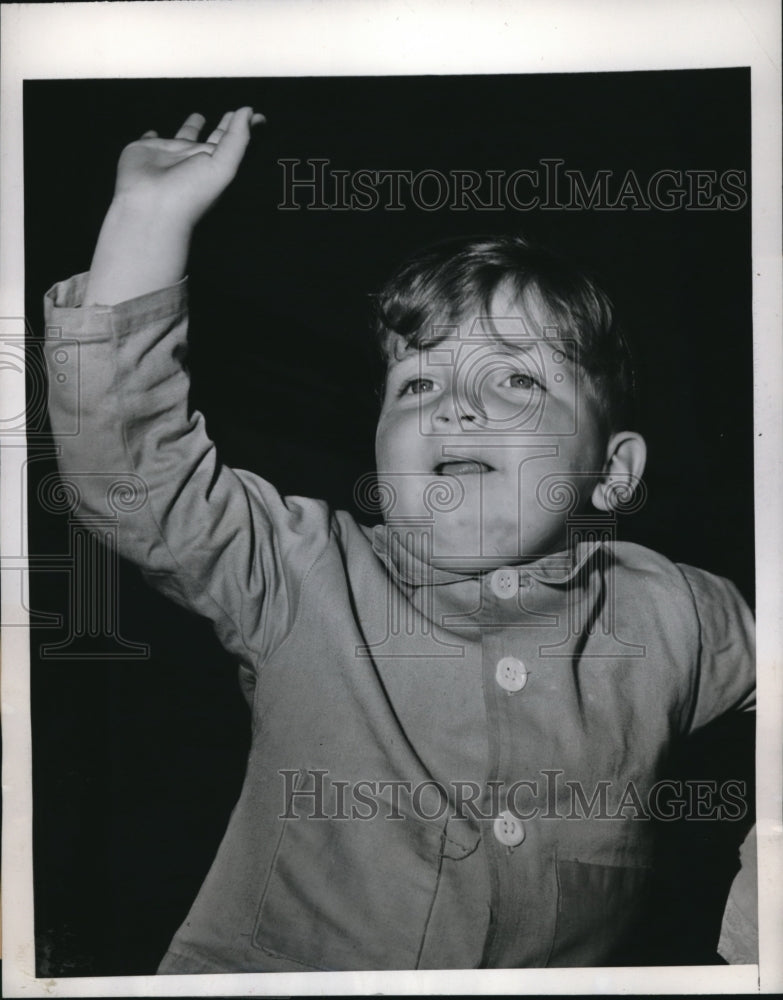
top-left (370, 522), bottom-right (602, 589)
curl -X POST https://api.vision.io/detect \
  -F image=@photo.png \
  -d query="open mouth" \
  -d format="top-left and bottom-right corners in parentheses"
top-left (434, 460), bottom-right (494, 476)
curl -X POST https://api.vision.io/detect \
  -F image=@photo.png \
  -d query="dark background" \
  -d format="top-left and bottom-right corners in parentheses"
top-left (25, 71), bottom-right (754, 975)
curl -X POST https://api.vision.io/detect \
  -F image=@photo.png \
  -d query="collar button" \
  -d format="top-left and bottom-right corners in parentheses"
top-left (490, 568), bottom-right (517, 599)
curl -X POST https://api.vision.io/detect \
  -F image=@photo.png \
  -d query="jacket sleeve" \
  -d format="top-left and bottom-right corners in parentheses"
top-left (678, 564), bottom-right (756, 733)
top-left (43, 273), bottom-right (333, 672)
top-left (718, 823), bottom-right (758, 964)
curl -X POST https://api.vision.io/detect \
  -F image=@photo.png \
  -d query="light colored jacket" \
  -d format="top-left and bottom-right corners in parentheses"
top-left (44, 274), bottom-right (756, 972)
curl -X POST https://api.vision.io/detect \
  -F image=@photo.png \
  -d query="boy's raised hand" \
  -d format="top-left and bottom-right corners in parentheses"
top-left (84, 107), bottom-right (264, 306)
top-left (116, 108), bottom-right (265, 225)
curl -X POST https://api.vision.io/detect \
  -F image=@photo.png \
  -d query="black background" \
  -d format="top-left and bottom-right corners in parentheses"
top-left (25, 71), bottom-right (754, 975)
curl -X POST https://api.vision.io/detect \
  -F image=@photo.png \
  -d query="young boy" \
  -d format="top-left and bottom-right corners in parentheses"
top-left (43, 108), bottom-right (755, 972)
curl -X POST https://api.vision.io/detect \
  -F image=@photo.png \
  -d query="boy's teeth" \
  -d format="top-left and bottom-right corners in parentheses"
top-left (436, 460), bottom-right (491, 475)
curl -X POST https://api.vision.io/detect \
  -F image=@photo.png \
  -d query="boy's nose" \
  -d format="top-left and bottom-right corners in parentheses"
top-left (432, 390), bottom-right (479, 427)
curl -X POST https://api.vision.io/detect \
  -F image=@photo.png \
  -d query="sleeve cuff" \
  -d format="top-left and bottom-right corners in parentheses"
top-left (44, 272), bottom-right (188, 340)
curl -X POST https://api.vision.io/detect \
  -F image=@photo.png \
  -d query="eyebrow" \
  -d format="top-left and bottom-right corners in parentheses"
top-left (399, 334), bottom-right (546, 355)
top-left (386, 331), bottom-right (581, 378)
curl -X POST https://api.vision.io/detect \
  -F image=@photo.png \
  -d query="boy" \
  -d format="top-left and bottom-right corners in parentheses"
top-left (43, 108), bottom-right (755, 971)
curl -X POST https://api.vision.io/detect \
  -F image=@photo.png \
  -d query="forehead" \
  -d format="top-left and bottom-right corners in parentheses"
top-left (387, 282), bottom-right (575, 366)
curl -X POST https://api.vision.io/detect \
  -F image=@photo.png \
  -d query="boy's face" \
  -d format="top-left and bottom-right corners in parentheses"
top-left (374, 284), bottom-right (611, 571)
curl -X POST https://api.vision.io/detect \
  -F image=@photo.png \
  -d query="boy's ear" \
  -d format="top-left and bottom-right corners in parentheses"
top-left (591, 432), bottom-right (647, 512)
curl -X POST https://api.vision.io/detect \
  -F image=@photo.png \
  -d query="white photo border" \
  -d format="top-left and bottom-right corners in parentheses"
top-left (1, 1), bottom-right (781, 996)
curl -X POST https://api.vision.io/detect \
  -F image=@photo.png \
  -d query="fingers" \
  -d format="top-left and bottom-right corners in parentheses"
top-left (212, 106), bottom-right (258, 169)
top-left (138, 107), bottom-right (263, 171)
top-left (175, 112), bottom-right (206, 141)
top-left (206, 111), bottom-right (234, 146)
top-left (206, 109), bottom-right (265, 147)
top-left (171, 108), bottom-right (265, 148)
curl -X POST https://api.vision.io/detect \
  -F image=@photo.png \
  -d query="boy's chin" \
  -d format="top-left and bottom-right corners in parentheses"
top-left (379, 504), bottom-right (566, 572)
top-left (428, 529), bottom-right (529, 574)
top-left (427, 523), bottom-right (569, 573)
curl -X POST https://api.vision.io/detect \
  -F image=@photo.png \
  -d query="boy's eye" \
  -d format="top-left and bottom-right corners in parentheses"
top-left (399, 377), bottom-right (436, 397)
top-left (503, 371), bottom-right (541, 390)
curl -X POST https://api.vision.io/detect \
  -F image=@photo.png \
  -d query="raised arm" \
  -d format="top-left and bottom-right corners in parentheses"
top-left (45, 109), bottom-right (332, 670)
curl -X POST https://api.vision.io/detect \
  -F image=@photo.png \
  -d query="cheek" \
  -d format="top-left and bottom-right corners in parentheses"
top-left (513, 450), bottom-right (601, 525)
top-left (563, 437), bottom-right (606, 480)
top-left (374, 412), bottom-right (398, 467)
top-left (375, 412), bottom-right (418, 471)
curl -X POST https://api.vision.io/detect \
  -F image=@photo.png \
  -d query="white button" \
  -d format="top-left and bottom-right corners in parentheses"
top-left (490, 568), bottom-right (517, 599)
top-left (496, 656), bottom-right (528, 693)
top-left (493, 810), bottom-right (526, 847)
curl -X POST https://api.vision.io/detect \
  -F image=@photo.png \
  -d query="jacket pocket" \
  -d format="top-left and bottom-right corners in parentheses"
top-left (252, 786), bottom-right (447, 971)
top-left (548, 857), bottom-right (652, 967)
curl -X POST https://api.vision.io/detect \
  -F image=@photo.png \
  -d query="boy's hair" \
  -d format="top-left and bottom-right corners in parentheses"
top-left (372, 233), bottom-right (635, 433)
